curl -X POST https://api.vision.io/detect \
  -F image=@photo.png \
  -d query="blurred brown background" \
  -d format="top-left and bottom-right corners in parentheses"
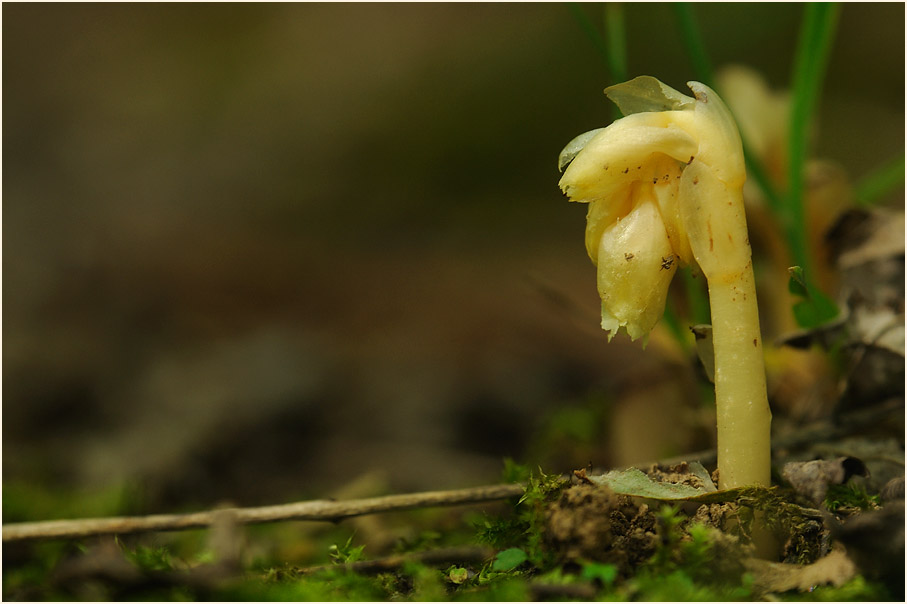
top-left (3, 3), bottom-right (903, 513)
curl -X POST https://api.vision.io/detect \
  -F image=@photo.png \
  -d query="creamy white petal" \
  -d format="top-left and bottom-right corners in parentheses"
top-left (559, 112), bottom-right (698, 204)
top-left (648, 159), bottom-right (693, 267)
top-left (596, 195), bottom-right (677, 341)
top-left (558, 128), bottom-right (607, 172)
top-left (584, 189), bottom-right (633, 263)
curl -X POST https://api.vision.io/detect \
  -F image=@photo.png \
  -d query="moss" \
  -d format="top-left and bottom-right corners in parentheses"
top-left (627, 569), bottom-right (754, 601)
top-left (824, 483), bottom-right (880, 514)
top-left (5, 477), bottom-right (897, 603)
top-left (475, 464), bottom-right (567, 568)
top-left (780, 575), bottom-right (890, 602)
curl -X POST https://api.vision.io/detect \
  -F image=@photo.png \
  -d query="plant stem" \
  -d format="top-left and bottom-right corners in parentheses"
top-left (708, 263), bottom-right (772, 489)
top-left (677, 118), bottom-right (771, 488)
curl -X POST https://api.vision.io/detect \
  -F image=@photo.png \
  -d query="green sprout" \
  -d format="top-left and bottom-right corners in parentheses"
top-left (558, 76), bottom-right (771, 489)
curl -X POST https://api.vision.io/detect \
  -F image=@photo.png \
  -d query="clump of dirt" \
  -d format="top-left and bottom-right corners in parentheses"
top-left (647, 461), bottom-right (711, 490)
top-left (544, 484), bottom-right (656, 574)
top-left (692, 501), bottom-right (738, 530)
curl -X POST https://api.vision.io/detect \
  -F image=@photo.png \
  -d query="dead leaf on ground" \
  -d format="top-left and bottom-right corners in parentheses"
top-left (744, 547), bottom-right (856, 595)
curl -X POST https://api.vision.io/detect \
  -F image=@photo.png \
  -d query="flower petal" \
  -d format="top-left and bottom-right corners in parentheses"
top-left (596, 194), bottom-right (677, 341)
top-left (558, 112), bottom-right (698, 204)
top-left (585, 190), bottom-right (634, 263)
top-left (558, 128), bottom-right (607, 172)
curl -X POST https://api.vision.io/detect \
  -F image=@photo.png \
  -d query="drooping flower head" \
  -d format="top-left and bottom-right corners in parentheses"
top-left (558, 76), bottom-right (748, 342)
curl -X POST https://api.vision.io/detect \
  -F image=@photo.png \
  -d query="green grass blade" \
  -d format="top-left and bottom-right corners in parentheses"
top-left (567, 3), bottom-right (629, 121)
top-left (854, 153), bottom-right (905, 206)
top-left (604, 3), bottom-right (628, 84)
top-left (786, 2), bottom-right (841, 275)
top-left (671, 3), bottom-right (714, 86)
top-left (781, 2), bottom-right (841, 327)
top-left (567, 3), bottom-right (613, 75)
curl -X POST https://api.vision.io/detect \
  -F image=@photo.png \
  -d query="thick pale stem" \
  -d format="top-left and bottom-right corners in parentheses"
top-left (708, 263), bottom-right (772, 489)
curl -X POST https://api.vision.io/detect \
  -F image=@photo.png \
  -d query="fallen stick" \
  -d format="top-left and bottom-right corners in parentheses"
top-left (2, 483), bottom-right (524, 543)
top-left (5, 398), bottom-right (899, 544)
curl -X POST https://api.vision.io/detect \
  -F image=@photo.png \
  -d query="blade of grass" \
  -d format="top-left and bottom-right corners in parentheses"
top-left (603, 3), bottom-right (628, 84)
top-left (783, 2), bottom-right (840, 327)
top-left (567, 3), bottom-right (612, 75)
top-left (854, 152), bottom-right (905, 206)
top-left (567, 3), bottom-right (628, 121)
top-left (786, 2), bottom-right (840, 276)
top-left (671, 3), bottom-right (714, 86)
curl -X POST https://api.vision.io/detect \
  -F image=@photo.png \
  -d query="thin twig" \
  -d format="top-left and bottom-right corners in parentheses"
top-left (5, 399), bottom-right (899, 544)
top-left (2, 483), bottom-right (523, 543)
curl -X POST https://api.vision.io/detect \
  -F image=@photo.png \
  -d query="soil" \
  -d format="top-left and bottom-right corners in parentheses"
top-left (545, 484), bottom-right (656, 574)
top-left (646, 461), bottom-right (712, 490)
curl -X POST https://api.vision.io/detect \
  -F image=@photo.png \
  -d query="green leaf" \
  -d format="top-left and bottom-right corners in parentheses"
top-left (787, 266), bottom-right (809, 297)
top-left (788, 266), bottom-right (839, 328)
top-left (604, 76), bottom-right (695, 117)
top-left (792, 291), bottom-right (839, 329)
top-left (588, 463), bottom-right (718, 501)
top-left (491, 547), bottom-right (528, 572)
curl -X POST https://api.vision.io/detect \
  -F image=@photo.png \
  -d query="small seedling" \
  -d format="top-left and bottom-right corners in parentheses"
top-left (559, 76), bottom-right (771, 489)
top-left (328, 534), bottom-right (365, 565)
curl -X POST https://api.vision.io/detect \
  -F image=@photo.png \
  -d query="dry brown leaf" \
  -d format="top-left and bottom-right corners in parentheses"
top-left (745, 548), bottom-right (856, 594)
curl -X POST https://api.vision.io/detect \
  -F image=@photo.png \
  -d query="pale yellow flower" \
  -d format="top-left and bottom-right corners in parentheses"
top-left (558, 76), bottom-right (771, 489)
top-left (559, 76), bottom-right (746, 341)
